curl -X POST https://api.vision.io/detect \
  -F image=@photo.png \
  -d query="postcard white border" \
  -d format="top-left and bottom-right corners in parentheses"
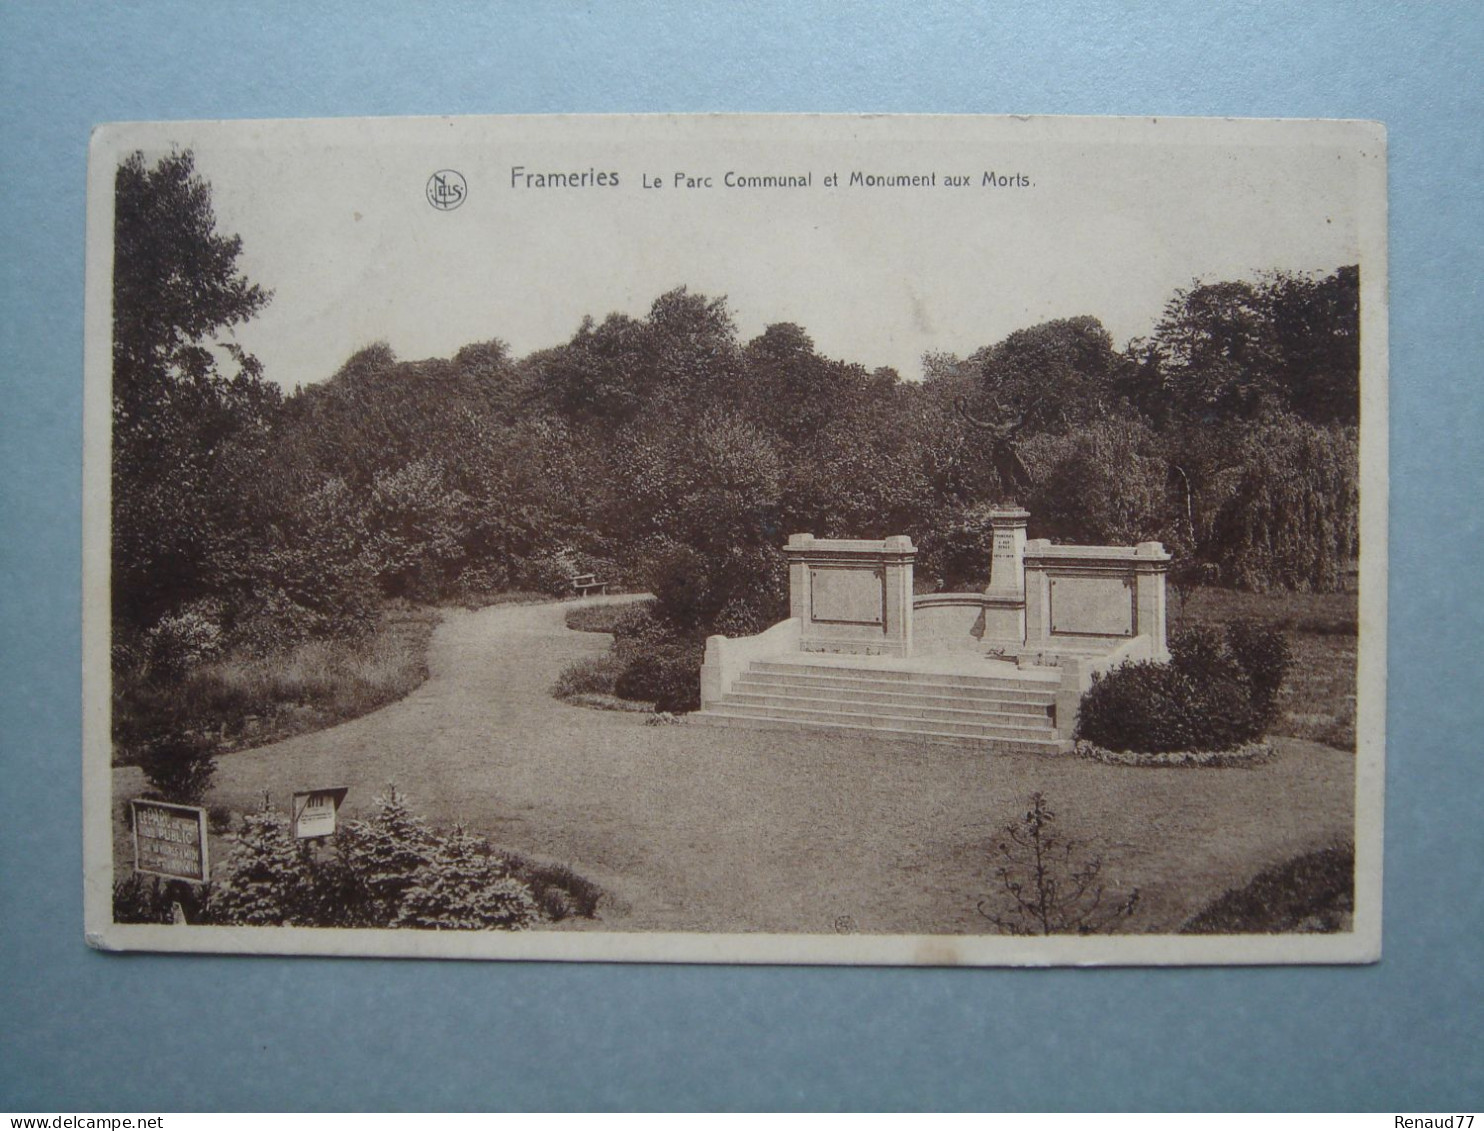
top-left (82, 113), bottom-right (1387, 966)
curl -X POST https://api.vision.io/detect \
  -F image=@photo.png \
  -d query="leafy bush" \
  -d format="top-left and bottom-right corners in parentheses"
top-left (591, 598), bottom-right (705, 712)
top-left (1180, 842), bottom-right (1354, 934)
top-left (145, 608), bottom-right (224, 678)
top-left (497, 856), bottom-right (605, 921)
top-left (137, 731), bottom-right (218, 803)
top-left (227, 585), bottom-right (374, 656)
top-left (609, 600), bottom-right (660, 640)
top-left (112, 873), bottom-right (210, 925)
top-left (1075, 661), bottom-right (1257, 754)
top-left (552, 654), bottom-right (623, 700)
top-left (519, 552), bottom-right (578, 597)
top-left (645, 541), bottom-right (787, 637)
top-left (113, 607), bottom-right (437, 765)
top-left (1076, 622), bottom-right (1290, 754)
top-left (614, 646), bottom-right (703, 713)
top-left (1223, 619), bottom-right (1292, 727)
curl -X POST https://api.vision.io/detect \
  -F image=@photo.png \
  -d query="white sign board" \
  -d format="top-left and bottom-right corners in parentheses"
top-left (292, 788), bottom-right (348, 839)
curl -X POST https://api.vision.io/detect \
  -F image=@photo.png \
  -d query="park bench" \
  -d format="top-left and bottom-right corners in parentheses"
top-left (570, 572), bottom-right (609, 597)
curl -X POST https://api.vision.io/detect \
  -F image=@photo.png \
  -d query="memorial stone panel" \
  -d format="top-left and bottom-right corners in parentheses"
top-left (810, 566), bottom-right (885, 624)
top-left (1049, 575), bottom-right (1136, 637)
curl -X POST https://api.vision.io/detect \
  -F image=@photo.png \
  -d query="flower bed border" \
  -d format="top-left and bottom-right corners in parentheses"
top-left (1074, 739), bottom-right (1276, 768)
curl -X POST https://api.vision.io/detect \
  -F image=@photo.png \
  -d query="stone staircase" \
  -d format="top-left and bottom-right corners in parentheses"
top-left (695, 658), bottom-right (1064, 753)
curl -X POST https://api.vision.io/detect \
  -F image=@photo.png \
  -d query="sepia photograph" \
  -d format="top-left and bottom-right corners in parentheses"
top-left (82, 113), bottom-right (1387, 965)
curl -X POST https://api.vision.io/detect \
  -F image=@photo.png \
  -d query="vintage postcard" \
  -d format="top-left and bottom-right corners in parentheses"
top-left (83, 114), bottom-right (1386, 964)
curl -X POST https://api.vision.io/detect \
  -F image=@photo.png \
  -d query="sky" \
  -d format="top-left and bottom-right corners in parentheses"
top-left (96, 115), bottom-right (1379, 390)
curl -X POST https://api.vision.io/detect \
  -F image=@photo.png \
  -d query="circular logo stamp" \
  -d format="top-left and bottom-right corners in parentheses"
top-left (426, 169), bottom-right (467, 211)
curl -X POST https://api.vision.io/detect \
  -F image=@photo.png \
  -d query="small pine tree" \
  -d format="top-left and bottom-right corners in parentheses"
top-left (397, 825), bottom-right (541, 930)
top-left (978, 793), bottom-right (1138, 935)
top-left (202, 789), bottom-right (559, 931)
top-left (336, 786), bottom-right (436, 922)
top-left (207, 802), bottom-right (316, 926)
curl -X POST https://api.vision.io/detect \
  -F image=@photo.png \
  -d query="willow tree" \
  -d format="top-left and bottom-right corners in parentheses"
top-left (1209, 414), bottom-right (1359, 592)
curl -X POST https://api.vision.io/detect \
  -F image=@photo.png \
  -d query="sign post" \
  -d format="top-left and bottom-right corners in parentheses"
top-left (292, 787), bottom-right (349, 840)
top-left (131, 799), bottom-right (210, 883)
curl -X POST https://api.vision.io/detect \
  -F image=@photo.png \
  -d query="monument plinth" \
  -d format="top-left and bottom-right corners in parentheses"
top-left (985, 507), bottom-right (1031, 596)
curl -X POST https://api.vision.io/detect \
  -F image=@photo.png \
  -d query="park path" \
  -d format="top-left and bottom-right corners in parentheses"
top-left (192, 597), bottom-right (1355, 935)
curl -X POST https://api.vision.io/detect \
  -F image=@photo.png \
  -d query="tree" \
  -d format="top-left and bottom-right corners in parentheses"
top-left (955, 316), bottom-right (1125, 502)
top-left (1207, 413), bottom-right (1359, 591)
top-left (1148, 267), bottom-right (1359, 425)
top-left (112, 150), bottom-right (277, 634)
top-left (977, 793), bottom-right (1139, 935)
top-left (967, 316), bottom-right (1123, 433)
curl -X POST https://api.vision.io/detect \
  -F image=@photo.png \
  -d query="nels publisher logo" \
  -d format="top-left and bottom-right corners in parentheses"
top-left (426, 169), bottom-right (467, 211)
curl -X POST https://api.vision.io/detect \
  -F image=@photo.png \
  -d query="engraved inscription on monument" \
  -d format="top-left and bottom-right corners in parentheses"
top-left (810, 566), bottom-right (885, 625)
top-left (1049, 576), bottom-right (1137, 638)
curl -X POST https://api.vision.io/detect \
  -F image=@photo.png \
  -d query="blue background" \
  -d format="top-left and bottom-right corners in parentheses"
top-left (2, 1), bottom-right (1480, 1112)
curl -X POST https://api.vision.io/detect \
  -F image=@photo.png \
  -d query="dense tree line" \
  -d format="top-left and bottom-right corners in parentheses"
top-left (113, 150), bottom-right (1360, 709)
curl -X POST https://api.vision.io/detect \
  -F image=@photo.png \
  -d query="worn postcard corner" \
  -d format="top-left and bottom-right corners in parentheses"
top-left (83, 113), bottom-right (1386, 966)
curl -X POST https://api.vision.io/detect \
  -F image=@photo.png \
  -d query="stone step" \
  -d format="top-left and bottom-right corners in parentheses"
top-left (693, 710), bottom-right (1064, 754)
top-left (724, 689), bottom-right (1054, 728)
top-left (742, 664), bottom-right (1057, 704)
top-left (751, 660), bottom-right (1057, 693)
top-left (731, 676), bottom-right (1054, 715)
top-left (709, 699), bottom-right (1058, 741)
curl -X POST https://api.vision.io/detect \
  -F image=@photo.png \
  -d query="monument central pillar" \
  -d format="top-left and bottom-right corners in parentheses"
top-left (985, 507), bottom-right (1031, 596)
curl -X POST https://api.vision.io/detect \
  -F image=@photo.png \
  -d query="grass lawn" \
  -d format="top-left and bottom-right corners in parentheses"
top-left (114, 603), bottom-right (443, 764)
top-left (1173, 587), bottom-right (1358, 751)
top-left (113, 594), bottom-right (1356, 936)
top-left (564, 599), bottom-right (653, 634)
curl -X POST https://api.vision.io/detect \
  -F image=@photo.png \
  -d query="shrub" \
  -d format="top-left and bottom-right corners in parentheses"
top-left (711, 592), bottom-right (782, 638)
top-left (518, 552), bottom-right (577, 597)
top-left (112, 873), bottom-right (210, 925)
top-left (552, 654), bottom-right (623, 700)
top-left (113, 606), bottom-right (437, 765)
top-left (452, 563), bottom-right (514, 605)
top-left (137, 731), bottom-right (218, 803)
top-left (1075, 623), bottom-right (1290, 754)
top-left (614, 647), bottom-right (703, 713)
top-left (603, 602), bottom-right (705, 712)
top-left (1223, 619), bottom-right (1291, 728)
top-left (145, 608), bottom-right (224, 678)
top-left (1180, 842), bottom-right (1354, 934)
top-left (336, 787), bottom-right (436, 920)
top-left (206, 805), bottom-right (322, 926)
top-left (1075, 661), bottom-right (1256, 754)
top-left (504, 857), bottom-right (604, 921)
top-left (565, 602), bottom-right (648, 634)
top-left (610, 600), bottom-right (660, 640)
